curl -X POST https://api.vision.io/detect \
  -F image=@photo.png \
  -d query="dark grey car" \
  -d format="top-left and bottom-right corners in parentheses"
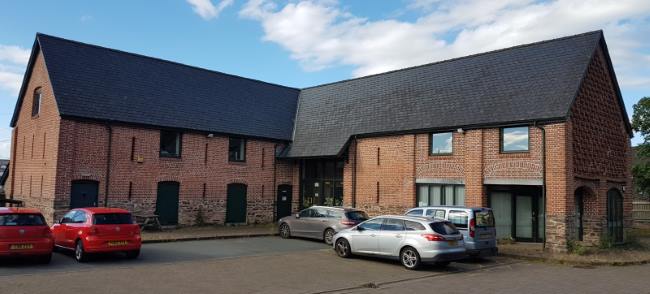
top-left (278, 206), bottom-right (368, 245)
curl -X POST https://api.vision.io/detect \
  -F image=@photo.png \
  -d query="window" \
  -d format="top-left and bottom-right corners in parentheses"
top-left (93, 213), bottom-right (133, 225)
top-left (0, 214), bottom-right (46, 226)
top-left (312, 207), bottom-right (328, 217)
top-left (345, 211), bottom-right (369, 221)
top-left (299, 209), bottom-right (314, 218)
top-left (501, 127), bottom-right (529, 152)
top-left (426, 209), bottom-right (446, 219)
top-left (72, 211), bottom-right (87, 224)
top-left (358, 218), bottom-right (383, 231)
top-left (404, 220), bottom-right (426, 231)
top-left (448, 210), bottom-right (469, 229)
top-left (160, 131), bottom-right (181, 157)
top-left (430, 221), bottom-right (460, 235)
top-left (417, 184), bottom-right (465, 206)
top-left (430, 132), bottom-right (453, 155)
top-left (60, 211), bottom-right (76, 224)
top-left (228, 137), bottom-right (246, 162)
top-left (381, 218), bottom-right (405, 231)
top-left (406, 209), bottom-right (423, 216)
top-left (32, 88), bottom-right (42, 117)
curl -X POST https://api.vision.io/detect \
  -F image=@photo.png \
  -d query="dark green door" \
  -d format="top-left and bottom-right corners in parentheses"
top-left (156, 181), bottom-right (179, 226)
top-left (276, 185), bottom-right (292, 220)
top-left (607, 189), bottom-right (624, 243)
top-left (70, 180), bottom-right (99, 208)
top-left (226, 184), bottom-right (247, 224)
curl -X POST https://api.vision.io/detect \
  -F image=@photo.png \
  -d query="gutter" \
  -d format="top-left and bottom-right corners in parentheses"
top-left (533, 122), bottom-right (546, 250)
top-left (104, 123), bottom-right (113, 207)
top-left (353, 135), bottom-right (358, 208)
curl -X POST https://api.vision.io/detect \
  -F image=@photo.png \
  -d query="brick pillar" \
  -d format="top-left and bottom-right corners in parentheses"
top-left (544, 123), bottom-right (572, 252)
top-left (463, 129), bottom-right (485, 207)
top-left (343, 141), bottom-right (356, 208)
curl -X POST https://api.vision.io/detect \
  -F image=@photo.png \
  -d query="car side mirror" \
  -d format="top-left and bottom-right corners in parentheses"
top-left (295, 214), bottom-right (300, 219)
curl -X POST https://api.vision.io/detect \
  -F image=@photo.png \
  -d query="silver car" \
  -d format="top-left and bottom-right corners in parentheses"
top-left (332, 215), bottom-right (466, 270)
top-left (405, 206), bottom-right (498, 257)
top-left (278, 206), bottom-right (369, 245)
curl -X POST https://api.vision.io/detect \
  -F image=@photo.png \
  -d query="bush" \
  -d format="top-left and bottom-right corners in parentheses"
top-left (567, 240), bottom-right (592, 255)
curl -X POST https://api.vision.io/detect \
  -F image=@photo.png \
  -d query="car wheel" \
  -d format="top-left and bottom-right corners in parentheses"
top-left (125, 250), bottom-right (140, 259)
top-left (37, 253), bottom-right (52, 264)
top-left (323, 228), bottom-right (335, 245)
top-left (75, 240), bottom-right (89, 262)
top-left (400, 247), bottom-right (421, 270)
top-left (279, 223), bottom-right (291, 239)
top-left (335, 238), bottom-right (352, 258)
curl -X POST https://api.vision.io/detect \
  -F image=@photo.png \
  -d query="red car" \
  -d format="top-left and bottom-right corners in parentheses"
top-left (0, 207), bottom-right (54, 263)
top-left (51, 208), bottom-right (141, 262)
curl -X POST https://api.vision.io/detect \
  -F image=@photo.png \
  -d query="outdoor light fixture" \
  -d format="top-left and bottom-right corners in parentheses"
top-left (207, 133), bottom-right (214, 138)
top-left (457, 128), bottom-right (464, 134)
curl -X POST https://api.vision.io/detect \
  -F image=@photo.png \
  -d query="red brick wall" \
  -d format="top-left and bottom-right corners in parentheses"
top-left (6, 50), bottom-right (61, 222)
top-left (569, 48), bottom-right (633, 245)
top-left (52, 120), bottom-right (294, 225)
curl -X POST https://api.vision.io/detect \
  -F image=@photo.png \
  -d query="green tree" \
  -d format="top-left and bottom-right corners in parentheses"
top-left (632, 97), bottom-right (650, 198)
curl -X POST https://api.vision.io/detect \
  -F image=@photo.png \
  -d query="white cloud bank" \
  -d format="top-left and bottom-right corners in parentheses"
top-left (187, 0), bottom-right (235, 20)
top-left (239, 0), bottom-right (650, 86)
top-left (0, 45), bottom-right (30, 95)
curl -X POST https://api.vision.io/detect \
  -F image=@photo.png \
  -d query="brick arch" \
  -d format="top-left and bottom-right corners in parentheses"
top-left (484, 161), bottom-right (543, 178)
top-left (416, 162), bottom-right (464, 177)
top-left (227, 179), bottom-right (249, 186)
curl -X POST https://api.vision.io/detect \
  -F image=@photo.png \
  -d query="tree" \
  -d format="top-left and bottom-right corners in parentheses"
top-left (631, 97), bottom-right (650, 199)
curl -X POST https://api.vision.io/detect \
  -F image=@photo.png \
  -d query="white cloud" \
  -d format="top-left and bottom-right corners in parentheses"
top-left (187, 0), bottom-right (234, 20)
top-left (240, 0), bottom-right (650, 83)
top-left (0, 45), bottom-right (29, 96)
top-left (0, 127), bottom-right (11, 160)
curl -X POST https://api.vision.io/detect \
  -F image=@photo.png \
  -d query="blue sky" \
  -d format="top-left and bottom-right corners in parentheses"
top-left (0, 0), bottom-right (649, 159)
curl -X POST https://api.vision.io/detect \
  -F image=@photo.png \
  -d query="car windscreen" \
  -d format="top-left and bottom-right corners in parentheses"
top-left (345, 211), bottom-right (369, 221)
top-left (93, 213), bottom-right (133, 225)
top-left (474, 210), bottom-right (495, 227)
top-left (0, 214), bottom-right (46, 226)
top-left (430, 221), bottom-right (460, 235)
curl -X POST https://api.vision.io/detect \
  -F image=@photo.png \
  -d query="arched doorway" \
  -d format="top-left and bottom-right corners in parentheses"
top-left (70, 180), bottom-right (99, 208)
top-left (607, 188), bottom-right (624, 243)
top-left (156, 181), bottom-right (180, 226)
top-left (574, 189), bottom-right (584, 241)
top-left (226, 183), bottom-right (247, 224)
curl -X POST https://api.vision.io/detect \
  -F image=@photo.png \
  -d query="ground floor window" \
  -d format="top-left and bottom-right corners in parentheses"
top-left (417, 184), bottom-right (465, 207)
top-left (300, 159), bottom-right (344, 208)
top-left (488, 185), bottom-right (544, 242)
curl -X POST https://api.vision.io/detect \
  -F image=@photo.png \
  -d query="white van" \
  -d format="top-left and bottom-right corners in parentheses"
top-left (405, 206), bottom-right (497, 257)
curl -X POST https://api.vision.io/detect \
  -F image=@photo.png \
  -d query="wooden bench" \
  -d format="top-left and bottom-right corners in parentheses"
top-left (134, 214), bottom-right (162, 231)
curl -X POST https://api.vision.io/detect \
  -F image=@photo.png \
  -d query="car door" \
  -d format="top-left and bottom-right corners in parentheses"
top-left (52, 211), bottom-right (76, 247)
top-left (306, 207), bottom-right (329, 238)
top-left (376, 218), bottom-right (406, 256)
top-left (64, 210), bottom-right (87, 247)
top-left (291, 209), bottom-right (314, 237)
top-left (426, 209), bottom-right (446, 220)
top-left (349, 218), bottom-right (383, 254)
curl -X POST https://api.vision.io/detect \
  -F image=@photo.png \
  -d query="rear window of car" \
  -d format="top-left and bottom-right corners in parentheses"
top-left (93, 213), bottom-right (133, 225)
top-left (474, 210), bottom-right (495, 227)
top-left (0, 214), bottom-right (46, 226)
top-left (448, 210), bottom-right (469, 229)
top-left (406, 209), bottom-right (423, 216)
top-left (430, 221), bottom-right (459, 235)
top-left (345, 211), bottom-right (368, 221)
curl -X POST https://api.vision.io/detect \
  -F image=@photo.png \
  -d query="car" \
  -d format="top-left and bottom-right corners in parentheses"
top-left (333, 215), bottom-right (466, 270)
top-left (51, 207), bottom-right (141, 262)
top-left (278, 206), bottom-right (369, 245)
top-left (405, 206), bottom-right (497, 257)
top-left (0, 207), bottom-right (54, 264)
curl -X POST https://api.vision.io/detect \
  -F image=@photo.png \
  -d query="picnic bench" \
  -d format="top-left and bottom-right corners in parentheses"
top-left (134, 214), bottom-right (162, 231)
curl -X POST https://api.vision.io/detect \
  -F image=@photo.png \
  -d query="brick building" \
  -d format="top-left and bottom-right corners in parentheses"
top-left (5, 30), bottom-right (632, 251)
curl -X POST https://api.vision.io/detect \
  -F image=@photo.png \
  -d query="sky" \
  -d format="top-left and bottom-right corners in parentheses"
top-left (0, 0), bottom-right (649, 160)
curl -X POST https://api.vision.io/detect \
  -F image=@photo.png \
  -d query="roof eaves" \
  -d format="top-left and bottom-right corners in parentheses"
top-left (9, 37), bottom-right (40, 127)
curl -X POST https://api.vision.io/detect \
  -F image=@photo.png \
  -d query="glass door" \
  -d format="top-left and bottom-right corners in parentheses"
top-left (515, 195), bottom-right (533, 240)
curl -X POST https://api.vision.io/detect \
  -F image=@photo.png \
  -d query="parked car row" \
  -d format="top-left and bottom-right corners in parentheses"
top-left (279, 205), bottom-right (497, 270)
top-left (0, 207), bottom-right (141, 264)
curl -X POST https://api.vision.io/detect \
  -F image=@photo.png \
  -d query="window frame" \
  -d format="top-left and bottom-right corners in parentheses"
top-left (500, 126), bottom-right (530, 153)
top-left (228, 137), bottom-right (247, 162)
top-left (159, 130), bottom-right (182, 158)
top-left (417, 184), bottom-right (465, 206)
top-left (32, 87), bottom-right (42, 117)
top-left (429, 132), bottom-right (453, 156)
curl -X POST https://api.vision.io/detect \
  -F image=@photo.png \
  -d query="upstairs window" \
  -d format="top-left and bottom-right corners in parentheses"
top-left (160, 131), bottom-right (181, 157)
top-left (32, 88), bottom-right (42, 117)
top-left (228, 137), bottom-right (246, 162)
top-left (501, 127), bottom-right (529, 153)
top-left (430, 132), bottom-right (452, 155)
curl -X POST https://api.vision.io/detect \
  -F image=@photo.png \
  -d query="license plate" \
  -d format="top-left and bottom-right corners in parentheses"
top-left (447, 240), bottom-right (458, 246)
top-left (10, 244), bottom-right (34, 250)
top-left (108, 241), bottom-right (128, 247)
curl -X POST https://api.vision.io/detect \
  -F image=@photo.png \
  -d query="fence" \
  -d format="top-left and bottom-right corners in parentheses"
top-left (633, 201), bottom-right (650, 226)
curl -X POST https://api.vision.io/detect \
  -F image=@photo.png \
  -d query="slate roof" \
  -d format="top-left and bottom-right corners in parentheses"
top-left (11, 34), bottom-right (300, 141)
top-left (285, 30), bottom-right (629, 158)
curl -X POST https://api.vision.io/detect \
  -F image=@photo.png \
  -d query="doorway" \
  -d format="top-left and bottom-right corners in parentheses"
top-left (156, 181), bottom-right (179, 225)
top-left (607, 188), bottom-right (624, 243)
top-left (488, 186), bottom-right (544, 242)
top-left (226, 183), bottom-right (247, 224)
top-left (276, 185), bottom-right (292, 220)
top-left (70, 180), bottom-right (99, 209)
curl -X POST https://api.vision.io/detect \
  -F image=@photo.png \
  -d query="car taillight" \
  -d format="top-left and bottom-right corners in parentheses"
top-left (422, 234), bottom-right (446, 241)
top-left (341, 220), bottom-right (356, 226)
top-left (469, 219), bottom-right (476, 238)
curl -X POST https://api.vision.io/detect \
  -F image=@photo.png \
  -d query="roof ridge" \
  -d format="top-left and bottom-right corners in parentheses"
top-left (35, 32), bottom-right (301, 91)
top-left (302, 30), bottom-right (603, 90)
